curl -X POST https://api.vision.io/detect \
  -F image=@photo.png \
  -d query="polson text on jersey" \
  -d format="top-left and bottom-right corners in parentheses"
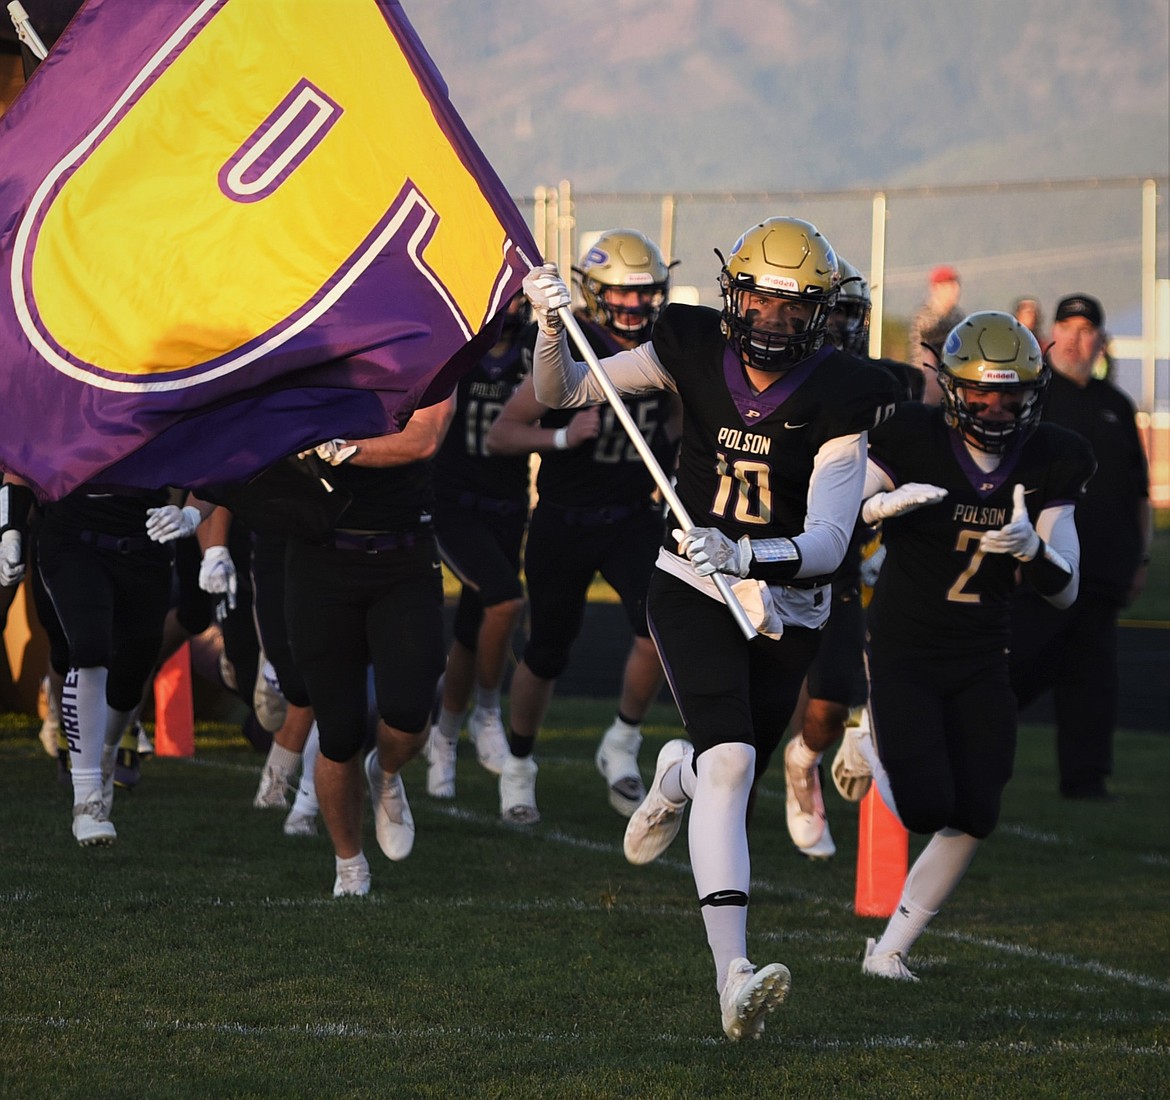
top-left (716, 427), bottom-right (772, 455)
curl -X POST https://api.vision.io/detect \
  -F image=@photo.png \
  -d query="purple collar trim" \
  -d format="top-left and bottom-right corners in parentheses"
top-left (722, 345), bottom-right (831, 426)
top-left (948, 432), bottom-right (1021, 497)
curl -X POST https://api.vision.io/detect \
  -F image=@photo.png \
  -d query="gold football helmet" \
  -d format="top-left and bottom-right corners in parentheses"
top-left (719, 217), bottom-right (839, 372)
top-left (939, 310), bottom-right (1048, 453)
top-left (827, 257), bottom-right (871, 356)
top-left (574, 229), bottom-right (670, 341)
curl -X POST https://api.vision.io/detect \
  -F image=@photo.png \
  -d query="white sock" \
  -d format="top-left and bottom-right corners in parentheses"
top-left (788, 733), bottom-right (821, 769)
top-left (335, 851), bottom-right (367, 873)
top-left (474, 686), bottom-right (501, 712)
top-left (875, 828), bottom-right (981, 957)
top-left (659, 742), bottom-right (695, 805)
top-left (64, 667), bottom-right (108, 789)
top-left (264, 741), bottom-right (301, 779)
top-left (688, 742), bottom-right (756, 991)
top-left (292, 723), bottom-right (320, 813)
top-left (437, 707), bottom-right (463, 742)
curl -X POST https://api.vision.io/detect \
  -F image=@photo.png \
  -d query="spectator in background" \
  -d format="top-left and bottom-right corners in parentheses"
top-left (908, 265), bottom-right (963, 404)
top-left (1012, 296), bottom-right (1046, 348)
top-left (1009, 294), bottom-right (1151, 800)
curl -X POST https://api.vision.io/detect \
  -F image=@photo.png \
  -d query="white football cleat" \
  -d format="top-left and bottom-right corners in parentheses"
top-left (594, 721), bottom-right (646, 818)
top-left (797, 817), bottom-right (836, 861)
top-left (252, 657), bottom-right (288, 734)
top-left (468, 708), bottom-right (509, 776)
top-left (332, 853), bottom-right (371, 898)
top-left (832, 722), bottom-right (874, 803)
top-left (72, 791), bottom-right (116, 847)
top-left (623, 738), bottom-right (690, 865)
top-left (862, 937), bottom-right (918, 982)
top-left (499, 754), bottom-right (539, 825)
top-left (365, 750), bottom-right (415, 860)
top-left (784, 738), bottom-right (828, 850)
top-left (283, 808), bottom-right (318, 837)
top-left (720, 957), bottom-right (791, 1041)
top-left (424, 725), bottom-right (457, 799)
top-left (253, 763), bottom-right (291, 810)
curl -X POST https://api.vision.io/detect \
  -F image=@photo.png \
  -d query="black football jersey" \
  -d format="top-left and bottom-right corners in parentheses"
top-left (650, 304), bottom-right (901, 548)
top-left (867, 403), bottom-right (1094, 651)
top-left (434, 332), bottom-right (532, 504)
top-left (536, 315), bottom-right (677, 509)
top-left (328, 460), bottom-right (434, 533)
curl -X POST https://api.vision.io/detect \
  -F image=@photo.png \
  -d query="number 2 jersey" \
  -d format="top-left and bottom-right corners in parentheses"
top-left (866, 402), bottom-right (1094, 652)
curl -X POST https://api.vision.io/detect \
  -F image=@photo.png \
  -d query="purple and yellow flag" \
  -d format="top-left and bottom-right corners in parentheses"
top-left (0, 0), bottom-right (539, 499)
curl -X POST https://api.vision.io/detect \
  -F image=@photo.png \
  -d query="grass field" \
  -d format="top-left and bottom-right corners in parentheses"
top-left (0, 700), bottom-right (1167, 1099)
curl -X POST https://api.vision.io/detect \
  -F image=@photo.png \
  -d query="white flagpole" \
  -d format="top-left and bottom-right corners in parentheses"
top-left (557, 307), bottom-right (758, 641)
top-left (7, 2), bottom-right (48, 61)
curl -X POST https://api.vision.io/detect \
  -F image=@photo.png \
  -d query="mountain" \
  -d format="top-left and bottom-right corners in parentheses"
top-left (406, 0), bottom-right (1168, 193)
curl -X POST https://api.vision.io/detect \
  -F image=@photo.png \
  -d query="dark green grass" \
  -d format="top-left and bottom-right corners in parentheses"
top-left (1, 703), bottom-right (1167, 1099)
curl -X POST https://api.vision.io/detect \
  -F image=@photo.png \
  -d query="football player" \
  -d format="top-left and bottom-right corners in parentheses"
top-left (780, 259), bottom-right (920, 860)
top-left (1, 474), bottom-right (178, 846)
top-left (847, 311), bottom-right (1092, 980)
top-left (523, 217), bottom-right (901, 1040)
top-left (425, 291), bottom-right (535, 799)
top-left (486, 230), bottom-right (680, 824)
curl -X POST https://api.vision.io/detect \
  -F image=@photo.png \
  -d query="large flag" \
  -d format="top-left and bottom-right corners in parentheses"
top-left (0, 0), bottom-right (539, 500)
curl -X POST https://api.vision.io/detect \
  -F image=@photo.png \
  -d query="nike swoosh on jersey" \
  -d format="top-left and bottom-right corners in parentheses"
top-left (783, 421), bottom-right (809, 429)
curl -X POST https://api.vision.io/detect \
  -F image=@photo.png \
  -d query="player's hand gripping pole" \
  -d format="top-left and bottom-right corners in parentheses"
top-left (552, 304), bottom-right (758, 641)
top-left (7, 3), bottom-right (48, 60)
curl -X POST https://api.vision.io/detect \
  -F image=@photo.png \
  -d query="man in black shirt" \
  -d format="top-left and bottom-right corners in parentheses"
top-left (1009, 294), bottom-right (1151, 800)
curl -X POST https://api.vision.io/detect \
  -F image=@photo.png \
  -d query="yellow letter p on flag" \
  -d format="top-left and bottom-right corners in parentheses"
top-left (19, 0), bottom-right (517, 389)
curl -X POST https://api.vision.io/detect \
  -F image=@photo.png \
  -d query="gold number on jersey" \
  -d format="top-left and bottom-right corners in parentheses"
top-left (946, 528), bottom-right (987, 604)
top-left (711, 452), bottom-right (772, 525)
top-left (466, 399), bottom-right (505, 457)
top-left (593, 403), bottom-right (657, 464)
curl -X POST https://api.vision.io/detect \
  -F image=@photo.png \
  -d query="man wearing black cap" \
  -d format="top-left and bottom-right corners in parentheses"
top-left (1008, 294), bottom-right (1152, 800)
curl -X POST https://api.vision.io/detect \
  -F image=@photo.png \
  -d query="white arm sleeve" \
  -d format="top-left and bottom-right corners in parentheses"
top-left (794, 432), bottom-right (868, 578)
top-left (532, 328), bottom-right (676, 409)
top-left (1035, 503), bottom-right (1080, 608)
top-left (862, 457), bottom-right (895, 500)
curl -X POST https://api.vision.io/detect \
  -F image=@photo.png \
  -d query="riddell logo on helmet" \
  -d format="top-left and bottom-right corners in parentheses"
top-left (623, 272), bottom-right (655, 285)
top-left (981, 369), bottom-right (1020, 382)
top-left (756, 274), bottom-right (800, 292)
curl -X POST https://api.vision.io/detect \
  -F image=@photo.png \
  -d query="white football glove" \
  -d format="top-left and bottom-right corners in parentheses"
top-left (0, 530), bottom-right (24, 587)
top-left (980, 484), bottom-right (1040, 560)
top-left (198, 545), bottom-right (238, 609)
top-left (861, 482), bottom-right (948, 524)
top-left (145, 505), bottom-right (202, 543)
top-left (297, 439), bottom-right (358, 466)
top-left (673, 527), bottom-right (752, 578)
top-left (522, 263), bottom-right (571, 337)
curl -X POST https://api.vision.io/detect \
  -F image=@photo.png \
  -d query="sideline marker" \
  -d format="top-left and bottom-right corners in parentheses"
top-left (154, 642), bottom-right (195, 757)
top-left (854, 786), bottom-right (909, 917)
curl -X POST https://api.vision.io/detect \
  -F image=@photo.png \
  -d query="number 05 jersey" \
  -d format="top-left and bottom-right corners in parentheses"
top-left (867, 403), bottom-right (1094, 652)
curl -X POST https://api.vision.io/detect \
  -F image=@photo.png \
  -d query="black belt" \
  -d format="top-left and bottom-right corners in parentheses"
top-left (454, 491), bottom-right (526, 517)
top-left (79, 530), bottom-right (155, 554)
top-left (330, 530), bottom-right (420, 554)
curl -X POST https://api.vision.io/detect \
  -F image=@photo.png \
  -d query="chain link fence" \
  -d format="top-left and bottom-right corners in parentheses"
top-left (522, 176), bottom-right (1170, 502)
